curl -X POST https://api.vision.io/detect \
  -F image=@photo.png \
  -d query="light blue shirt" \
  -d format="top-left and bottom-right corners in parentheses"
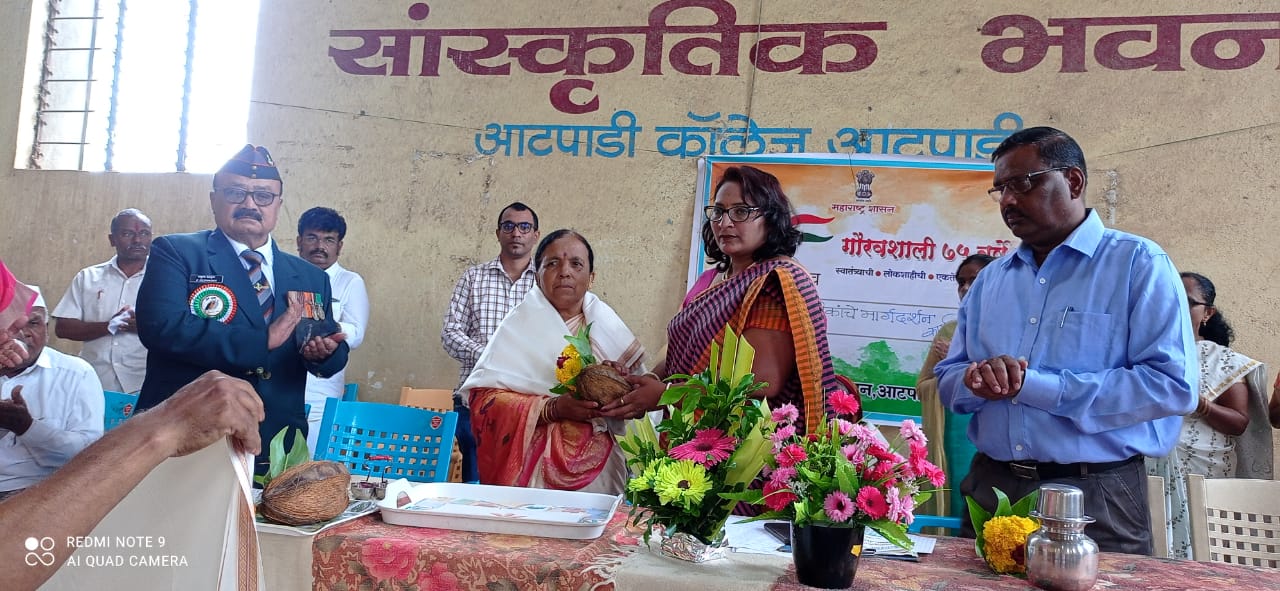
top-left (936, 210), bottom-right (1197, 463)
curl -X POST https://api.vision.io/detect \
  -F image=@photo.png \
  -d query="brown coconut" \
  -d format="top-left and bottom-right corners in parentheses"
top-left (576, 363), bottom-right (631, 405)
top-left (259, 461), bottom-right (350, 526)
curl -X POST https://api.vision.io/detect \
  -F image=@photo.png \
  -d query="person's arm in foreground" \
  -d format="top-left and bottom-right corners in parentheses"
top-left (1, 370), bottom-right (264, 591)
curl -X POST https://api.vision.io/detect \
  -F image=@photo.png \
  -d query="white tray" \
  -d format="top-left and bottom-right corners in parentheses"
top-left (377, 480), bottom-right (623, 540)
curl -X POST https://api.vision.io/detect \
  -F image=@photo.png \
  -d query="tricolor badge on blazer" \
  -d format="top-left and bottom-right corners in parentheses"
top-left (189, 283), bottom-right (238, 324)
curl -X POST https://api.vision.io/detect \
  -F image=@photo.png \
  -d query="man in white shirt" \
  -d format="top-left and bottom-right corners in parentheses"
top-left (296, 207), bottom-right (369, 454)
top-left (441, 202), bottom-right (539, 482)
top-left (0, 288), bottom-right (105, 500)
top-left (52, 209), bottom-right (152, 393)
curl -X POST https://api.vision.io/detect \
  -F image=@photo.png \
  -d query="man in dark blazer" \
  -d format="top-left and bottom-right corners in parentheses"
top-left (135, 145), bottom-right (348, 477)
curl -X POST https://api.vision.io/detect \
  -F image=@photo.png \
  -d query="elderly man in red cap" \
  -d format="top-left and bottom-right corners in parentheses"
top-left (135, 144), bottom-right (348, 477)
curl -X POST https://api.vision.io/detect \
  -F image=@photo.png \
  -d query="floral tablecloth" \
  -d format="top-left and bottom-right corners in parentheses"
top-left (311, 510), bottom-right (643, 590)
top-left (308, 513), bottom-right (1280, 591)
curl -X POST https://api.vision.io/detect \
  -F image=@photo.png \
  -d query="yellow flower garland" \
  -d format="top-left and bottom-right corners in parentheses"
top-left (982, 515), bottom-right (1039, 574)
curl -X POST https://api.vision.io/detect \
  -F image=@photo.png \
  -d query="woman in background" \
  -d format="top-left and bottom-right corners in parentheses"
top-left (1147, 272), bottom-right (1273, 559)
top-left (603, 165), bottom-right (840, 435)
top-left (915, 254), bottom-right (994, 520)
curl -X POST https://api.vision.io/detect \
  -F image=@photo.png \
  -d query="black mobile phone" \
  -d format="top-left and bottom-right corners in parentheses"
top-left (763, 521), bottom-right (791, 545)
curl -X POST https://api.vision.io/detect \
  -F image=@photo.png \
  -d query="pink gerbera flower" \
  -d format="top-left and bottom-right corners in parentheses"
top-left (885, 487), bottom-right (915, 524)
top-left (824, 491), bottom-right (856, 522)
top-left (776, 443), bottom-right (808, 467)
top-left (830, 419), bottom-right (854, 437)
top-left (763, 480), bottom-right (798, 512)
top-left (841, 443), bottom-right (865, 465)
top-left (771, 404), bottom-right (800, 425)
top-left (900, 419), bottom-right (926, 444)
top-left (668, 428), bottom-right (737, 467)
top-left (849, 423), bottom-right (878, 445)
top-left (769, 466), bottom-right (797, 485)
top-left (923, 463), bottom-right (946, 488)
top-left (856, 486), bottom-right (889, 520)
top-left (828, 390), bottom-right (861, 416)
top-left (771, 424), bottom-right (797, 447)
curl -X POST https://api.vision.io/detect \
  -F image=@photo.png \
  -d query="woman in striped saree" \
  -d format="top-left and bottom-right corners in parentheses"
top-left (461, 230), bottom-right (646, 494)
top-left (602, 166), bottom-right (842, 435)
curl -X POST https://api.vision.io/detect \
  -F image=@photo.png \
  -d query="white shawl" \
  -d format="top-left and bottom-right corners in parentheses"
top-left (459, 286), bottom-right (644, 406)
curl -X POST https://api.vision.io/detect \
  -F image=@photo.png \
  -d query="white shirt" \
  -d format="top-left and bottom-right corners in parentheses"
top-left (0, 348), bottom-right (105, 492)
top-left (223, 233), bottom-right (276, 290)
top-left (51, 256), bottom-right (148, 393)
top-left (304, 262), bottom-right (368, 403)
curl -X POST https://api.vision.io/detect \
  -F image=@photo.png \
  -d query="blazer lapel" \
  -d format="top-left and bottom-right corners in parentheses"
top-left (208, 230), bottom-right (265, 328)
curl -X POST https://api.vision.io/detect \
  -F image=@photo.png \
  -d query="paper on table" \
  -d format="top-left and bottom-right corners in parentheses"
top-left (724, 516), bottom-right (792, 556)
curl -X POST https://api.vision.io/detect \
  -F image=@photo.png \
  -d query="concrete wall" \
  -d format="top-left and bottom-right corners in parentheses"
top-left (2, 0), bottom-right (1277, 450)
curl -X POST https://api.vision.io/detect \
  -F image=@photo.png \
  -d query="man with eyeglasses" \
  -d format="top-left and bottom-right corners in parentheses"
top-left (51, 209), bottom-right (153, 394)
top-left (936, 127), bottom-right (1197, 555)
top-left (134, 144), bottom-right (349, 478)
top-left (295, 206), bottom-right (369, 454)
top-left (441, 202), bottom-right (540, 482)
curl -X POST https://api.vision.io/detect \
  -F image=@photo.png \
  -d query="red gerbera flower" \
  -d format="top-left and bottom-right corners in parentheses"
top-left (856, 486), bottom-right (889, 519)
top-left (763, 480), bottom-right (798, 512)
top-left (668, 428), bottom-right (738, 468)
top-left (776, 443), bottom-right (808, 467)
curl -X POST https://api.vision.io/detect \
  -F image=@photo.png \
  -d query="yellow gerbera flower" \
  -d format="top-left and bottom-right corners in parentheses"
top-left (627, 462), bottom-right (662, 493)
top-left (653, 460), bottom-right (712, 509)
top-left (982, 515), bottom-right (1039, 574)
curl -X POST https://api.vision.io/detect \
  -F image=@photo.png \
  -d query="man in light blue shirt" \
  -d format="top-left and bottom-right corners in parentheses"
top-left (936, 127), bottom-right (1197, 555)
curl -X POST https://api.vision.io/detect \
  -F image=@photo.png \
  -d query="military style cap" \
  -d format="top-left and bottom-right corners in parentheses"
top-left (218, 144), bottom-right (281, 181)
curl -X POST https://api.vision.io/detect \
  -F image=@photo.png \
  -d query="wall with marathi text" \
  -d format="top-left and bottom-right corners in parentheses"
top-left (1, 0), bottom-right (1277, 473)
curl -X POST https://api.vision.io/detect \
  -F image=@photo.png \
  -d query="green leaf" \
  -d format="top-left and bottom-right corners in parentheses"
top-left (266, 427), bottom-right (290, 481)
top-left (285, 428), bottom-right (310, 469)
top-left (708, 342), bottom-right (721, 382)
top-left (835, 461), bottom-right (857, 493)
top-left (994, 487), bottom-right (1014, 516)
top-left (1010, 489), bottom-right (1039, 517)
top-left (730, 328), bottom-right (755, 384)
top-left (967, 495), bottom-right (992, 554)
top-left (717, 328), bottom-right (739, 384)
top-left (870, 520), bottom-right (913, 551)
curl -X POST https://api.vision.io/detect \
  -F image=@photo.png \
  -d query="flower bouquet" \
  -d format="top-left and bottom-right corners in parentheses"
top-left (615, 326), bottom-right (775, 561)
top-left (967, 488), bottom-right (1039, 576)
top-left (551, 323), bottom-right (630, 404)
top-left (731, 392), bottom-right (945, 588)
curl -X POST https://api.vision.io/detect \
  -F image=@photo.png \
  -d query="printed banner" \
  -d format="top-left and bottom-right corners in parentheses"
top-left (692, 154), bottom-right (1013, 423)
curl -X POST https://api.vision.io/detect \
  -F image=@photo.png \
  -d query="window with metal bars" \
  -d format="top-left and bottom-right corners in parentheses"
top-left (18, 0), bottom-right (260, 173)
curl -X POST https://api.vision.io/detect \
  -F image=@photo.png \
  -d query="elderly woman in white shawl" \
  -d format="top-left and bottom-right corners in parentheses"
top-left (1147, 272), bottom-right (1273, 560)
top-left (461, 230), bottom-right (645, 494)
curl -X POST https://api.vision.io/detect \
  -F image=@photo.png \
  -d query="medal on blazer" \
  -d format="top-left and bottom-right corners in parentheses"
top-left (188, 283), bottom-right (238, 323)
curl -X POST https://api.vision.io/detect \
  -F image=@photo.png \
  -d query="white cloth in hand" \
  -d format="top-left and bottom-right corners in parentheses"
top-left (107, 309), bottom-right (132, 335)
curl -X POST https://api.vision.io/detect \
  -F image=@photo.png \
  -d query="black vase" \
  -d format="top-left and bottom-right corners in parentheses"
top-left (791, 523), bottom-right (865, 589)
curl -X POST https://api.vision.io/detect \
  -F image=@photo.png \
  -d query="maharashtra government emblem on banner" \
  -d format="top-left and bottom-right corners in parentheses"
top-left (855, 169), bottom-right (876, 201)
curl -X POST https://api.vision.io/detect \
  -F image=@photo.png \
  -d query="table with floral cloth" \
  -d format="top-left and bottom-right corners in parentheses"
top-left (272, 511), bottom-right (1280, 591)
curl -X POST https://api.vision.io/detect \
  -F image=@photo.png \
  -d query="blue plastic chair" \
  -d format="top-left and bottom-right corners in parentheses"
top-left (103, 390), bottom-right (139, 431)
top-left (313, 398), bottom-right (457, 483)
top-left (908, 514), bottom-right (963, 534)
top-left (342, 383), bottom-right (358, 401)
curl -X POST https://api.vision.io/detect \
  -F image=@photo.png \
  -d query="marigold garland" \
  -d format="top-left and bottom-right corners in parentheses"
top-left (982, 515), bottom-right (1039, 574)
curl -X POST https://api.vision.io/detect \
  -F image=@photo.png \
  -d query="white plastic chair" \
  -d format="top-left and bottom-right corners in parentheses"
top-left (1186, 474), bottom-right (1280, 568)
top-left (1147, 474), bottom-right (1168, 559)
